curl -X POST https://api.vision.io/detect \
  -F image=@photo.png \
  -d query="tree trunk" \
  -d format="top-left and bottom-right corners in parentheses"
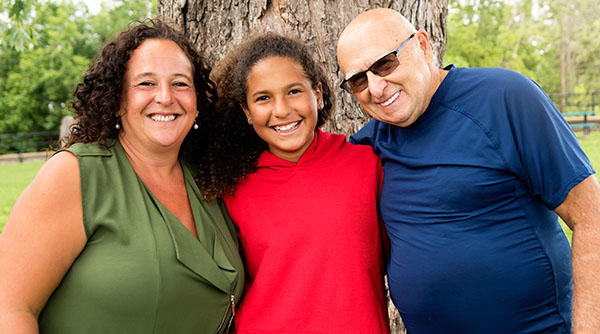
top-left (158, 1), bottom-right (448, 332)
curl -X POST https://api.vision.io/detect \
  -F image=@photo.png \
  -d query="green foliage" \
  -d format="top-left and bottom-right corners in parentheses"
top-left (446, 0), bottom-right (599, 96)
top-left (89, 0), bottom-right (156, 44)
top-left (446, 0), bottom-right (552, 91)
top-left (0, 0), bottom-right (37, 52)
top-left (0, 0), bottom-right (157, 136)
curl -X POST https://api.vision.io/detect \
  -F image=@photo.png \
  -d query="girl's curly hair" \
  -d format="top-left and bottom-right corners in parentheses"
top-left (62, 18), bottom-right (218, 192)
top-left (203, 33), bottom-right (335, 199)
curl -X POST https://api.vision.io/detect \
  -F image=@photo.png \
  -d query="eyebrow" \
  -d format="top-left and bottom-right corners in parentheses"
top-left (132, 72), bottom-right (193, 81)
top-left (250, 82), bottom-right (305, 97)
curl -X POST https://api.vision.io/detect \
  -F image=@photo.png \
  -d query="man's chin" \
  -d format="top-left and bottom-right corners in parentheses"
top-left (369, 109), bottom-right (413, 127)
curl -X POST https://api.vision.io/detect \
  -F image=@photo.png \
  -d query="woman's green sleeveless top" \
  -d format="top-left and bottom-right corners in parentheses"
top-left (38, 140), bottom-right (244, 333)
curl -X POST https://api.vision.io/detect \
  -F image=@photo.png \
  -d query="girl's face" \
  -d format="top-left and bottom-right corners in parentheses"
top-left (242, 56), bottom-right (322, 163)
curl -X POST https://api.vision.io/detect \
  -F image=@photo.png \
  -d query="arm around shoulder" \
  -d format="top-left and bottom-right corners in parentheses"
top-left (0, 151), bottom-right (87, 333)
top-left (554, 174), bottom-right (600, 333)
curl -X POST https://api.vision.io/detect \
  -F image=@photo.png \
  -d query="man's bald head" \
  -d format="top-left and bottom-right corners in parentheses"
top-left (337, 8), bottom-right (416, 78)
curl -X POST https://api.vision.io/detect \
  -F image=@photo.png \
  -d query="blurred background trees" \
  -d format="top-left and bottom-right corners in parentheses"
top-left (445, 0), bottom-right (600, 98)
top-left (0, 0), bottom-right (156, 135)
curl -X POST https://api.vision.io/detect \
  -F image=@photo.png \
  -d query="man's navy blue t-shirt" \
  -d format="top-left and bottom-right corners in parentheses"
top-left (351, 65), bottom-right (594, 333)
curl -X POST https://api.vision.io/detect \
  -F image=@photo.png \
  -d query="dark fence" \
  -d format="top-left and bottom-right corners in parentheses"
top-left (550, 91), bottom-right (600, 114)
top-left (0, 131), bottom-right (60, 155)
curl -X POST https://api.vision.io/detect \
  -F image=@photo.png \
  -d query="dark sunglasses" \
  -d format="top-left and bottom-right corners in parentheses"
top-left (340, 33), bottom-right (416, 94)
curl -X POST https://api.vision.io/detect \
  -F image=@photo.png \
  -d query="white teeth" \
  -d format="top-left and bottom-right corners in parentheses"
top-left (273, 121), bottom-right (299, 132)
top-left (151, 114), bottom-right (176, 122)
top-left (380, 91), bottom-right (401, 107)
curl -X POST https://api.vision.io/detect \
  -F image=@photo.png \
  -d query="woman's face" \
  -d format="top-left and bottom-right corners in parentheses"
top-left (242, 56), bottom-right (322, 163)
top-left (118, 38), bottom-right (197, 152)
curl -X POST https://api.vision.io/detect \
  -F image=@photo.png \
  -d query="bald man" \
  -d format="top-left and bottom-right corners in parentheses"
top-left (337, 8), bottom-right (600, 334)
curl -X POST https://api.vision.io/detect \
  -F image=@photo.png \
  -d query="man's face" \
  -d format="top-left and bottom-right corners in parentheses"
top-left (338, 30), bottom-right (435, 127)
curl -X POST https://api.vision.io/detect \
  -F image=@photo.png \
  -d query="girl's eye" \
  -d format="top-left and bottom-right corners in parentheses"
top-left (289, 89), bottom-right (301, 95)
top-left (255, 95), bottom-right (269, 102)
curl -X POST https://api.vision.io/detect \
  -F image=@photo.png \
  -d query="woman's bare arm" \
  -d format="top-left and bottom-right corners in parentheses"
top-left (0, 152), bottom-right (87, 333)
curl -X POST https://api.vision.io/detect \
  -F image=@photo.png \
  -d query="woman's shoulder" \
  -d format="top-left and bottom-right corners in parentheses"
top-left (8, 150), bottom-right (83, 232)
top-left (63, 140), bottom-right (115, 157)
top-left (43, 150), bottom-right (80, 180)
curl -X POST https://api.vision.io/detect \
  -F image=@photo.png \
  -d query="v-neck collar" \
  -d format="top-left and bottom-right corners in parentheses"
top-left (115, 140), bottom-right (242, 294)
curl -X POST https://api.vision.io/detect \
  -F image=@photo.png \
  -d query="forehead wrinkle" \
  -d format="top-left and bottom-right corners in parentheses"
top-left (132, 72), bottom-right (155, 79)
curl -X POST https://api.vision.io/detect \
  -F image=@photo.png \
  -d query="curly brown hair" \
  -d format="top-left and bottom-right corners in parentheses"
top-left (63, 18), bottom-right (217, 186)
top-left (203, 33), bottom-right (335, 199)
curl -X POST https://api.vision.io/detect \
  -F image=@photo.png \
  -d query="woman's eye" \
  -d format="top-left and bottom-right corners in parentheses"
top-left (173, 82), bottom-right (190, 87)
top-left (137, 81), bottom-right (155, 86)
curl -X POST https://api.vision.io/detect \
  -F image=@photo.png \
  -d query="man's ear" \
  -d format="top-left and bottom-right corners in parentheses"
top-left (415, 29), bottom-right (435, 64)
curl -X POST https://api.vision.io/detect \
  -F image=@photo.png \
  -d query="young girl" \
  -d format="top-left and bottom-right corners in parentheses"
top-left (206, 33), bottom-right (390, 333)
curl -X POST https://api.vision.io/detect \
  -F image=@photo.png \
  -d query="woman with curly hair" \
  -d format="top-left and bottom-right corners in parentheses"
top-left (0, 19), bottom-right (243, 333)
top-left (209, 33), bottom-right (390, 333)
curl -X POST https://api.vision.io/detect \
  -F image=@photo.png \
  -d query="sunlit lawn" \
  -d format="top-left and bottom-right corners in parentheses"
top-left (0, 131), bottom-right (599, 237)
top-left (0, 160), bottom-right (45, 233)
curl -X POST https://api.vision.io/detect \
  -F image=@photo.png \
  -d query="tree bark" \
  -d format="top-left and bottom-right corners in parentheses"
top-left (158, 1), bottom-right (448, 332)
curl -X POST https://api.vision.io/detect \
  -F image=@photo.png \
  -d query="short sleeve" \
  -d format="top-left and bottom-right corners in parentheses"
top-left (495, 73), bottom-right (594, 209)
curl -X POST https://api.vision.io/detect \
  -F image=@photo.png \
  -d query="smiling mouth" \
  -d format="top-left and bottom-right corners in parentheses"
top-left (150, 114), bottom-right (178, 122)
top-left (272, 121), bottom-right (300, 133)
top-left (380, 91), bottom-right (401, 107)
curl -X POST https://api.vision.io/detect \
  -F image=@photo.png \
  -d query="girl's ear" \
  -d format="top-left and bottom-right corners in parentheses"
top-left (240, 104), bottom-right (253, 124)
top-left (315, 82), bottom-right (324, 109)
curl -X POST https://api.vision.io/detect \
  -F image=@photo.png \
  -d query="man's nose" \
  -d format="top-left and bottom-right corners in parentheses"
top-left (366, 71), bottom-right (387, 99)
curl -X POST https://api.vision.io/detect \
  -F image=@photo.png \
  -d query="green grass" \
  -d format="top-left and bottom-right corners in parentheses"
top-left (0, 131), bottom-right (599, 236)
top-left (577, 132), bottom-right (600, 169)
top-left (0, 160), bottom-right (45, 233)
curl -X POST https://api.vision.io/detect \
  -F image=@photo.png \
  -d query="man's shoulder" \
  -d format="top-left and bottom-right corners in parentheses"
top-left (454, 66), bottom-right (536, 92)
top-left (444, 66), bottom-right (543, 112)
top-left (349, 119), bottom-right (388, 146)
top-left (455, 66), bottom-right (531, 85)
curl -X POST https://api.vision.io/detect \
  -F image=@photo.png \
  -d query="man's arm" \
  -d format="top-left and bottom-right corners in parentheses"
top-left (555, 174), bottom-right (600, 333)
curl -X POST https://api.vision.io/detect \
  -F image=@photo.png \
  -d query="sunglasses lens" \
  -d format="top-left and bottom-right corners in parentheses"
top-left (371, 54), bottom-right (399, 77)
top-left (345, 53), bottom-right (400, 93)
top-left (342, 52), bottom-right (401, 93)
top-left (349, 74), bottom-right (368, 93)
